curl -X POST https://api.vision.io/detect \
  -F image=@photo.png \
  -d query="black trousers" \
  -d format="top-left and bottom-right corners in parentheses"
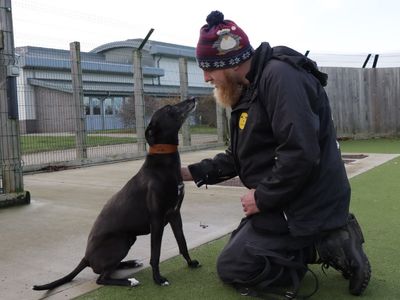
top-left (217, 218), bottom-right (316, 289)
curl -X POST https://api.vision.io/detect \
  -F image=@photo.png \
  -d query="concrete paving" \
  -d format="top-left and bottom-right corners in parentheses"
top-left (0, 150), bottom-right (398, 300)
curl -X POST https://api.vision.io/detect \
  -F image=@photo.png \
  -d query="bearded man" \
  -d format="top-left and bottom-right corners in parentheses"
top-left (181, 10), bottom-right (371, 299)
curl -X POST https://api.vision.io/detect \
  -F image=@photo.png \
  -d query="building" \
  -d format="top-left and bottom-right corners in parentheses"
top-left (15, 39), bottom-right (212, 133)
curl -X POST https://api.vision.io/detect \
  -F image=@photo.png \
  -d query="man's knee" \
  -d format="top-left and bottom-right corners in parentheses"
top-left (216, 252), bottom-right (230, 282)
top-left (216, 247), bottom-right (237, 283)
top-left (216, 244), bottom-right (265, 284)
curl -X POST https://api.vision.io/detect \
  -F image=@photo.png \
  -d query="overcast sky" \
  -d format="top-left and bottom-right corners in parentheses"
top-left (11, 0), bottom-right (400, 55)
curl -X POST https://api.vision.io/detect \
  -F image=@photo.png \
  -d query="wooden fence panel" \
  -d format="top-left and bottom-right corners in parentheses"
top-left (321, 67), bottom-right (400, 138)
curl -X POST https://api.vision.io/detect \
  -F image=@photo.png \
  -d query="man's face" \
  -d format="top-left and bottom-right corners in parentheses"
top-left (203, 68), bottom-right (243, 108)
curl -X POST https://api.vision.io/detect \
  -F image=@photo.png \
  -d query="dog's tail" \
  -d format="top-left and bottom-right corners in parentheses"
top-left (32, 258), bottom-right (89, 291)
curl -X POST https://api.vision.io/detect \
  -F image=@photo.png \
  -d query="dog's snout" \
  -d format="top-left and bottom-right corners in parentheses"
top-left (176, 97), bottom-right (196, 115)
top-left (187, 97), bottom-right (197, 112)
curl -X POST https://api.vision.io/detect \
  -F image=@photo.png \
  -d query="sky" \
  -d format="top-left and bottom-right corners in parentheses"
top-left (10, 0), bottom-right (400, 56)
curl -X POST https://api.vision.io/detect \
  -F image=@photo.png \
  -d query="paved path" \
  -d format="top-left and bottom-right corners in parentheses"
top-left (0, 150), bottom-right (398, 300)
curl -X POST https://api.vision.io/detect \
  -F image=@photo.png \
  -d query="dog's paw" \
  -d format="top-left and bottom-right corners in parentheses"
top-left (128, 278), bottom-right (140, 287)
top-left (154, 275), bottom-right (170, 286)
top-left (161, 280), bottom-right (170, 286)
top-left (120, 259), bottom-right (143, 269)
top-left (188, 259), bottom-right (201, 268)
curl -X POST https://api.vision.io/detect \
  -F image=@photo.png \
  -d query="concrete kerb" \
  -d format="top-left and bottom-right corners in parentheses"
top-left (343, 152), bottom-right (400, 179)
top-left (0, 150), bottom-right (398, 300)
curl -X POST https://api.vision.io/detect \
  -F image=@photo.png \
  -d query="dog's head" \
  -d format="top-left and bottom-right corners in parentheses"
top-left (145, 97), bottom-right (197, 146)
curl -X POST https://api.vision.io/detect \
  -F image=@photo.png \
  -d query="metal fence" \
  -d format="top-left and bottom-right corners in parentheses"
top-left (15, 42), bottom-right (225, 173)
top-left (6, 47), bottom-right (400, 177)
top-left (2, 0), bottom-right (400, 206)
top-left (1, 1), bottom-right (228, 206)
top-left (1, 0), bottom-right (29, 205)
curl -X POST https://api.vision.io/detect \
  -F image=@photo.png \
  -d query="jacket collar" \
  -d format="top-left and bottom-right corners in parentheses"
top-left (232, 43), bottom-right (274, 111)
top-left (246, 42), bottom-right (274, 85)
top-left (232, 42), bottom-right (328, 112)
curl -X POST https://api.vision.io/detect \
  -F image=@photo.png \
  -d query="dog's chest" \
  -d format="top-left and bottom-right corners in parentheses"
top-left (166, 182), bottom-right (185, 212)
top-left (174, 182), bottom-right (184, 210)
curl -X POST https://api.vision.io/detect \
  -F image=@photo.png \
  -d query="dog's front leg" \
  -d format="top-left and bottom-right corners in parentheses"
top-left (169, 212), bottom-right (200, 268)
top-left (150, 216), bottom-right (169, 286)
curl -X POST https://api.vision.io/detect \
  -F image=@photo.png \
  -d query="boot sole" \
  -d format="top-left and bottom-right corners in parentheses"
top-left (347, 214), bottom-right (371, 296)
top-left (350, 255), bottom-right (371, 295)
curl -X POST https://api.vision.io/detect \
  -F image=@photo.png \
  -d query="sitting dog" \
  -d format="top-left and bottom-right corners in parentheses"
top-left (33, 97), bottom-right (199, 290)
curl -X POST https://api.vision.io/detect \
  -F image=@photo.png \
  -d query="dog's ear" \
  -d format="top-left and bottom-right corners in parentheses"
top-left (145, 121), bottom-right (158, 145)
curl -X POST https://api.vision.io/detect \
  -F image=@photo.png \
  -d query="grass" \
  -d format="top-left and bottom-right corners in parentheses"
top-left (18, 133), bottom-right (400, 155)
top-left (75, 139), bottom-right (400, 299)
top-left (89, 128), bottom-right (135, 134)
top-left (189, 125), bottom-right (217, 134)
top-left (20, 125), bottom-right (216, 154)
top-left (303, 155), bottom-right (400, 299)
top-left (21, 135), bottom-right (136, 154)
top-left (339, 137), bottom-right (400, 154)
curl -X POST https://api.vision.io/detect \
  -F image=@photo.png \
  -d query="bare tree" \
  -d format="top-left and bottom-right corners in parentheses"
top-left (118, 96), bottom-right (182, 129)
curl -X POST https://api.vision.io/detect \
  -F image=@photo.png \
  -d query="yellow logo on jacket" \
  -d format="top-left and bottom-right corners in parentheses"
top-left (239, 112), bottom-right (248, 130)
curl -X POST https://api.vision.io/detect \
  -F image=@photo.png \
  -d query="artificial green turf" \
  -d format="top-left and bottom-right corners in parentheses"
top-left (76, 147), bottom-right (400, 300)
top-left (339, 137), bottom-right (400, 154)
top-left (304, 156), bottom-right (400, 299)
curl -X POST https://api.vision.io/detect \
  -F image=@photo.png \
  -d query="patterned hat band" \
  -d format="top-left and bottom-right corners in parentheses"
top-left (197, 46), bottom-right (254, 70)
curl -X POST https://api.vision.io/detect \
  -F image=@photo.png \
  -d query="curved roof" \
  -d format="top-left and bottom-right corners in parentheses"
top-left (90, 39), bottom-right (149, 53)
top-left (91, 39), bottom-right (196, 59)
top-left (16, 46), bottom-right (164, 77)
top-left (29, 78), bottom-right (212, 97)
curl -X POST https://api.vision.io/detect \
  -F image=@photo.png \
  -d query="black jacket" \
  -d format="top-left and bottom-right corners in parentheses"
top-left (189, 43), bottom-right (350, 237)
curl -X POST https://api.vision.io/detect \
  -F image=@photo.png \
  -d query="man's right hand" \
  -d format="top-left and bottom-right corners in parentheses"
top-left (181, 167), bottom-right (193, 181)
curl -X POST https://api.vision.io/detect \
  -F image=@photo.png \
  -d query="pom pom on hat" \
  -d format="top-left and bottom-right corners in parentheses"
top-left (206, 10), bottom-right (224, 28)
top-left (196, 11), bottom-right (254, 70)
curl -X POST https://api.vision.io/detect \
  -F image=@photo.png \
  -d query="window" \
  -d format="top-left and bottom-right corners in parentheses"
top-left (114, 97), bottom-right (123, 114)
top-left (84, 97), bottom-right (90, 115)
top-left (104, 98), bottom-right (113, 115)
top-left (92, 98), bottom-right (101, 115)
top-left (84, 96), bottom-right (127, 116)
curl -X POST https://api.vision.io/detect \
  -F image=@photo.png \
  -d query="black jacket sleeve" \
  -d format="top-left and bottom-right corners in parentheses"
top-left (254, 61), bottom-right (321, 211)
top-left (188, 147), bottom-right (237, 187)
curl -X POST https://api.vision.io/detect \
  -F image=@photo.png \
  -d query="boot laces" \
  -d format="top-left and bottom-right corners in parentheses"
top-left (319, 254), bottom-right (351, 278)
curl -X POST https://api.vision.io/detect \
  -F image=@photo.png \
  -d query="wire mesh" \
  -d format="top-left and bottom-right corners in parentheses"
top-left (2, 0), bottom-right (400, 179)
top-left (12, 45), bottom-right (219, 172)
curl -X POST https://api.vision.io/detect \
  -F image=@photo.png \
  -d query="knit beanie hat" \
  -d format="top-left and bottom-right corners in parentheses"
top-left (196, 11), bottom-right (254, 70)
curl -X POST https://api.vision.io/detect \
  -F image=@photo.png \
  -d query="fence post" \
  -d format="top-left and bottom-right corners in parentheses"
top-left (216, 104), bottom-right (230, 145)
top-left (179, 57), bottom-right (191, 146)
top-left (0, 0), bottom-right (30, 207)
top-left (70, 41), bottom-right (87, 160)
top-left (216, 104), bottom-right (225, 144)
top-left (225, 107), bottom-right (231, 141)
top-left (133, 50), bottom-right (146, 154)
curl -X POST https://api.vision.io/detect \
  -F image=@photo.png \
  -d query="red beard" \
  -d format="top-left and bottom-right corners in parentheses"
top-left (213, 71), bottom-right (243, 108)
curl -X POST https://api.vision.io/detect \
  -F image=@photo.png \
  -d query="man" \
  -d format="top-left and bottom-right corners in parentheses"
top-left (182, 10), bottom-right (371, 298)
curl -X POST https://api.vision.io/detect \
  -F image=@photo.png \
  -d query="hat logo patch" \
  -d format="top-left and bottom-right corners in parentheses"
top-left (213, 28), bottom-right (242, 55)
top-left (239, 112), bottom-right (248, 130)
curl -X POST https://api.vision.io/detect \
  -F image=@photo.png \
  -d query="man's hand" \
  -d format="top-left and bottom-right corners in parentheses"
top-left (181, 167), bottom-right (193, 181)
top-left (241, 189), bottom-right (260, 217)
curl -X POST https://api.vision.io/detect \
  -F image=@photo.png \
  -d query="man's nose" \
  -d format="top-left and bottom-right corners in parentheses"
top-left (203, 71), bottom-right (212, 83)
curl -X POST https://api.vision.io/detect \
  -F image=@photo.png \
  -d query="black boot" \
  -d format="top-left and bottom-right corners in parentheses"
top-left (316, 213), bottom-right (371, 296)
